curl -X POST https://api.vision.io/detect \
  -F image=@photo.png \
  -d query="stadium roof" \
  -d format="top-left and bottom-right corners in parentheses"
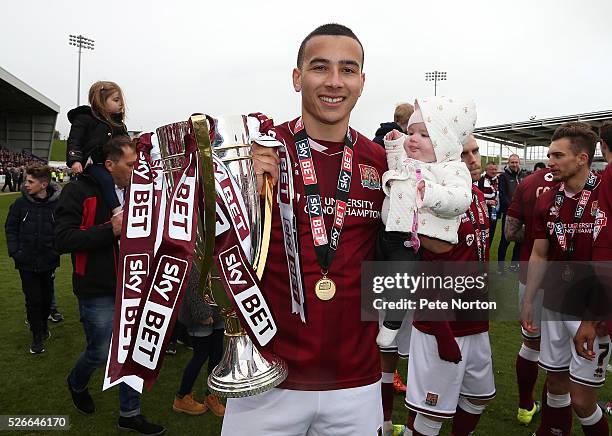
top-left (473, 110), bottom-right (612, 148)
top-left (0, 66), bottom-right (59, 114)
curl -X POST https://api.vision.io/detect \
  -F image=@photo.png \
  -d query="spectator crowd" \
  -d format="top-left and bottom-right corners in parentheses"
top-left (1, 146), bottom-right (69, 193)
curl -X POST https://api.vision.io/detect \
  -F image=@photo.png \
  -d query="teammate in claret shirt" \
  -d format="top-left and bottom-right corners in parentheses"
top-left (376, 97), bottom-right (475, 349)
top-left (220, 24), bottom-right (388, 436)
top-left (592, 121), bottom-right (612, 262)
top-left (376, 95), bottom-right (478, 436)
top-left (505, 167), bottom-right (558, 425)
top-left (575, 120), bottom-right (612, 417)
top-left (396, 135), bottom-right (495, 436)
top-left (521, 122), bottom-right (611, 436)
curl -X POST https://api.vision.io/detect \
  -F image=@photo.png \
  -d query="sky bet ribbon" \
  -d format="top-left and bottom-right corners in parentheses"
top-left (104, 133), bottom-right (165, 392)
top-left (118, 127), bottom-right (200, 391)
top-left (212, 153), bottom-right (278, 347)
top-left (248, 112), bottom-right (306, 322)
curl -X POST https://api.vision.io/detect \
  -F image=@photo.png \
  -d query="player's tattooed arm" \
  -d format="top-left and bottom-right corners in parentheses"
top-left (505, 216), bottom-right (524, 242)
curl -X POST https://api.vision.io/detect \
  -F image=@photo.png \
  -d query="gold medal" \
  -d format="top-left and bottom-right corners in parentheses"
top-left (315, 276), bottom-right (336, 301)
top-left (561, 264), bottom-right (574, 282)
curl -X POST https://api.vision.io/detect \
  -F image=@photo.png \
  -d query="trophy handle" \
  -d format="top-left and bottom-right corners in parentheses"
top-left (190, 115), bottom-right (217, 289)
top-left (253, 175), bottom-right (273, 280)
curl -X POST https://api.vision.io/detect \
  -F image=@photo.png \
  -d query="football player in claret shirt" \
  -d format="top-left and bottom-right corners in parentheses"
top-left (592, 121), bottom-right (612, 261)
top-left (220, 24), bottom-right (388, 436)
top-left (521, 122), bottom-right (611, 436)
top-left (575, 120), bottom-right (612, 416)
top-left (399, 135), bottom-right (495, 436)
top-left (505, 166), bottom-right (558, 425)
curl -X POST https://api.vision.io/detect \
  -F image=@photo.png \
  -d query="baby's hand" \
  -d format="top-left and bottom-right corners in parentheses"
top-left (384, 129), bottom-right (403, 141)
top-left (71, 162), bottom-right (83, 174)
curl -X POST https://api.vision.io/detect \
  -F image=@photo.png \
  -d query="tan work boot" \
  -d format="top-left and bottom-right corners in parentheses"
top-left (173, 393), bottom-right (207, 415)
top-left (205, 393), bottom-right (226, 417)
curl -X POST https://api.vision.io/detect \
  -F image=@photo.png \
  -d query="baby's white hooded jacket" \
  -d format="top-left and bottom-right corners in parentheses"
top-left (381, 96), bottom-right (477, 244)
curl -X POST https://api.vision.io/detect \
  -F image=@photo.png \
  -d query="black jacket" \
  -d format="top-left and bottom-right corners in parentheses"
top-left (373, 122), bottom-right (403, 147)
top-left (5, 182), bottom-right (62, 272)
top-left (498, 166), bottom-right (528, 213)
top-left (55, 174), bottom-right (118, 297)
top-left (66, 105), bottom-right (127, 167)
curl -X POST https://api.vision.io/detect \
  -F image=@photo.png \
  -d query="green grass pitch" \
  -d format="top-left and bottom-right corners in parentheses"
top-left (0, 191), bottom-right (609, 435)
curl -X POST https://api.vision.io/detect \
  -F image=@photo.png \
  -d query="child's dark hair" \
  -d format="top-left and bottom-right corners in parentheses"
top-left (88, 81), bottom-right (125, 127)
top-left (25, 163), bottom-right (51, 183)
top-left (103, 135), bottom-right (135, 162)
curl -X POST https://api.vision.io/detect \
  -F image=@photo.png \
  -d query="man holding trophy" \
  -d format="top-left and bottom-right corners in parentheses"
top-left (220, 23), bottom-right (387, 435)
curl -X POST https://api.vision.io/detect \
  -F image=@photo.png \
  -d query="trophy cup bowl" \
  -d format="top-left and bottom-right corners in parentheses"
top-left (156, 115), bottom-right (287, 398)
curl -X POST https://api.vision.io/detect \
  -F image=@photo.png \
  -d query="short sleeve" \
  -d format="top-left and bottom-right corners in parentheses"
top-left (531, 192), bottom-right (551, 241)
top-left (506, 182), bottom-right (526, 220)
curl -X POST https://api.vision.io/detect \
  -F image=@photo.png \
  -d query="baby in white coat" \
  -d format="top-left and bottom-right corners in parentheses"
top-left (376, 96), bottom-right (477, 347)
top-left (382, 96), bottom-right (476, 245)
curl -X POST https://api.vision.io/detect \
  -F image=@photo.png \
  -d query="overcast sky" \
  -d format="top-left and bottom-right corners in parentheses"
top-left (3, 0), bottom-right (612, 158)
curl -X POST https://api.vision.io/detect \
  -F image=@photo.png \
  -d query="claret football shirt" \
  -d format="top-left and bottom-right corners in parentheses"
top-left (507, 169), bottom-right (558, 283)
top-left (260, 118), bottom-right (387, 390)
top-left (417, 186), bottom-right (490, 337)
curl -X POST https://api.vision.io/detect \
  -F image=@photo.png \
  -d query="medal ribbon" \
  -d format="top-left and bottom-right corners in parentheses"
top-left (553, 171), bottom-right (597, 258)
top-left (293, 118), bottom-right (354, 274)
top-left (466, 191), bottom-right (487, 262)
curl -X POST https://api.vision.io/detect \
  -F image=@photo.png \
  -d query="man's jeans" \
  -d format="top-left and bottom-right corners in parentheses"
top-left (68, 295), bottom-right (140, 417)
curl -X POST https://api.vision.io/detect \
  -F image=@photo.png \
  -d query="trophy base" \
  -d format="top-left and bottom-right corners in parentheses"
top-left (207, 334), bottom-right (288, 398)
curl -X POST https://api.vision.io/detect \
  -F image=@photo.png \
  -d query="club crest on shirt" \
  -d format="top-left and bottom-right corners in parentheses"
top-left (358, 164), bottom-right (381, 190)
top-left (544, 172), bottom-right (554, 182)
top-left (466, 234), bottom-right (475, 246)
top-left (425, 392), bottom-right (439, 406)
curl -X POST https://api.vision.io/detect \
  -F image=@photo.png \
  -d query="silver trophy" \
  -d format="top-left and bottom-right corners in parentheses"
top-left (156, 115), bottom-right (287, 398)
